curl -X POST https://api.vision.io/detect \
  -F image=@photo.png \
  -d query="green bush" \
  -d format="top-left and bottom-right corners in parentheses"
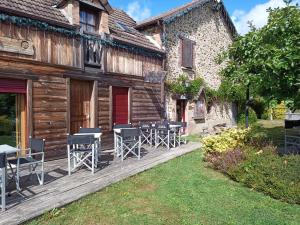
top-left (238, 108), bottom-right (257, 126)
top-left (202, 128), bottom-right (249, 154)
top-left (228, 147), bottom-right (300, 204)
top-left (0, 115), bottom-right (14, 135)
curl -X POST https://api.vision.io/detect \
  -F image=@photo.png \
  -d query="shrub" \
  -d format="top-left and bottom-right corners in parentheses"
top-left (273, 101), bottom-right (286, 120)
top-left (0, 115), bottom-right (14, 135)
top-left (205, 148), bottom-right (246, 173)
top-left (228, 147), bottom-right (300, 204)
top-left (202, 128), bottom-right (249, 154)
top-left (238, 108), bottom-right (257, 126)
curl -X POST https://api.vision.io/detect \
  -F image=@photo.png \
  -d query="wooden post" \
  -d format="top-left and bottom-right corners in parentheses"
top-left (109, 86), bottom-right (113, 131)
top-left (92, 80), bottom-right (99, 127)
top-left (245, 84), bottom-right (250, 128)
top-left (66, 78), bottom-right (71, 134)
top-left (26, 80), bottom-right (33, 142)
top-left (129, 87), bottom-right (133, 123)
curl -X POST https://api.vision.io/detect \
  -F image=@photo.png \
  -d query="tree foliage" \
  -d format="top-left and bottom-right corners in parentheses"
top-left (219, 1), bottom-right (300, 109)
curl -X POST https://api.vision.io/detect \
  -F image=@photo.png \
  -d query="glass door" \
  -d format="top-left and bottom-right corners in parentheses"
top-left (0, 93), bottom-right (26, 148)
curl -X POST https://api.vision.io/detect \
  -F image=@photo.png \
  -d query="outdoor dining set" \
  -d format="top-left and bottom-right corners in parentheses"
top-left (0, 121), bottom-right (187, 211)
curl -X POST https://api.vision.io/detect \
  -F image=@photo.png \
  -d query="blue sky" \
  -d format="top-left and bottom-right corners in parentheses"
top-left (109, 0), bottom-right (299, 34)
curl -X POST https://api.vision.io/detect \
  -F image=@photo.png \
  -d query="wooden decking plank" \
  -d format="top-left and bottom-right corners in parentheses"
top-left (0, 143), bottom-right (199, 225)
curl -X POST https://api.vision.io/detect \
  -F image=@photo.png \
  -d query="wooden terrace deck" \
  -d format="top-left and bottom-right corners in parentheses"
top-left (0, 143), bottom-right (199, 225)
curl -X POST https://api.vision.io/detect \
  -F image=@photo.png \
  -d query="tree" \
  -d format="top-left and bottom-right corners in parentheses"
top-left (218, 0), bottom-right (300, 112)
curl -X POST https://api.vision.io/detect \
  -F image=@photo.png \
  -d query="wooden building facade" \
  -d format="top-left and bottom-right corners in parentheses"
top-left (0, 0), bottom-right (165, 159)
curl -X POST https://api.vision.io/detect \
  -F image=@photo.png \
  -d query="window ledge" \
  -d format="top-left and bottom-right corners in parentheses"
top-left (181, 67), bottom-right (195, 73)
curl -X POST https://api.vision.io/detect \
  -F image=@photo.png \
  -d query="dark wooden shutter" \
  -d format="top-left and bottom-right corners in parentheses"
top-left (181, 38), bottom-right (194, 69)
top-left (0, 78), bottom-right (27, 93)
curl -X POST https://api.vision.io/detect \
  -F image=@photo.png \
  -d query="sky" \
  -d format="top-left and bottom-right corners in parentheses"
top-left (108, 0), bottom-right (300, 35)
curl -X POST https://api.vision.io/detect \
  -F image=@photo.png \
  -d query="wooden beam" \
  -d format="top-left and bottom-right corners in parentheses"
top-left (129, 87), bottom-right (133, 123)
top-left (66, 78), bottom-right (71, 134)
top-left (108, 86), bottom-right (112, 131)
top-left (26, 80), bottom-right (33, 141)
top-left (92, 80), bottom-right (99, 127)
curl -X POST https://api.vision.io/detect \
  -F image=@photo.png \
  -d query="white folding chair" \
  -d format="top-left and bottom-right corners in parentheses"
top-left (78, 127), bottom-right (102, 165)
top-left (139, 122), bottom-right (153, 146)
top-left (0, 153), bottom-right (6, 212)
top-left (118, 128), bottom-right (141, 161)
top-left (155, 123), bottom-right (170, 150)
top-left (67, 135), bottom-right (96, 175)
top-left (113, 124), bottom-right (132, 156)
top-left (8, 137), bottom-right (45, 191)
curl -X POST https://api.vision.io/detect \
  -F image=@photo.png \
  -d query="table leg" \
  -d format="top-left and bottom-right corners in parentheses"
top-left (1, 167), bottom-right (6, 211)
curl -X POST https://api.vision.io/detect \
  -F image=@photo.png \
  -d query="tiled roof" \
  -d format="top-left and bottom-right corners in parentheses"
top-left (136, 0), bottom-right (236, 35)
top-left (136, 0), bottom-right (202, 28)
top-left (109, 9), bottom-right (163, 53)
top-left (0, 1), bottom-right (163, 53)
top-left (0, 0), bottom-right (71, 27)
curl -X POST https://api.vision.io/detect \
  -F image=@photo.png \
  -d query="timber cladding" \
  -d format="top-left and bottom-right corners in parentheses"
top-left (29, 72), bottom-right (163, 159)
top-left (32, 75), bottom-right (68, 159)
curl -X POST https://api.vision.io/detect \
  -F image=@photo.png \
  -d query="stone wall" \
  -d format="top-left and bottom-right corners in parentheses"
top-left (163, 2), bottom-right (237, 134)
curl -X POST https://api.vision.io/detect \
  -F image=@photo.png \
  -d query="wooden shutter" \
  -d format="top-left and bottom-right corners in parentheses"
top-left (181, 38), bottom-right (194, 69)
top-left (0, 78), bottom-right (27, 93)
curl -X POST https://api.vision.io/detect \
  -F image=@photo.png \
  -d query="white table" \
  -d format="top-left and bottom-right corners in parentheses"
top-left (0, 145), bottom-right (20, 211)
top-left (0, 144), bottom-right (20, 155)
top-left (169, 125), bottom-right (182, 129)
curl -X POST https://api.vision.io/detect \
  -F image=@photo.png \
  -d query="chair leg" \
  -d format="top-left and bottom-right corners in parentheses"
top-left (67, 146), bottom-right (71, 176)
top-left (138, 136), bottom-right (141, 160)
top-left (40, 162), bottom-right (44, 185)
top-left (1, 168), bottom-right (6, 212)
top-left (16, 160), bottom-right (20, 191)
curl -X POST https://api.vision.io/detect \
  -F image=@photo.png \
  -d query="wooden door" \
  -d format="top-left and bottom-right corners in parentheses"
top-left (70, 80), bottom-right (93, 134)
top-left (112, 87), bottom-right (129, 125)
top-left (176, 100), bottom-right (186, 122)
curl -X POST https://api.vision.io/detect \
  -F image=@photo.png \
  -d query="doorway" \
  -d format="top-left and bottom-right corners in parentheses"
top-left (0, 78), bottom-right (27, 148)
top-left (112, 87), bottom-right (129, 125)
top-left (176, 100), bottom-right (186, 122)
top-left (70, 80), bottom-right (93, 134)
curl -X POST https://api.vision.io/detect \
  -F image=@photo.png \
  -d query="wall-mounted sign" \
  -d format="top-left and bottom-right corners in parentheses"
top-left (144, 71), bottom-right (167, 84)
top-left (0, 37), bottom-right (34, 56)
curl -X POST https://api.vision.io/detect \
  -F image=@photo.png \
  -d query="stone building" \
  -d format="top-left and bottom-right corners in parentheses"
top-left (136, 0), bottom-right (238, 134)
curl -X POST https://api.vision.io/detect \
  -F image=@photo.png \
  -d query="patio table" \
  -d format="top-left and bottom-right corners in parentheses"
top-left (0, 145), bottom-right (21, 200)
top-left (0, 144), bottom-right (20, 155)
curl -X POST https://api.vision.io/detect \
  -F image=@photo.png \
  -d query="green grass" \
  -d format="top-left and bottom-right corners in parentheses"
top-left (250, 120), bottom-right (285, 147)
top-left (0, 135), bottom-right (16, 146)
top-left (186, 134), bottom-right (202, 142)
top-left (27, 150), bottom-right (300, 225)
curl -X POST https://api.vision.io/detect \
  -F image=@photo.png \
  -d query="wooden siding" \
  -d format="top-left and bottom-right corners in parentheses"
top-left (0, 21), bottom-right (82, 68)
top-left (106, 47), bottom-right (162, 76)
top-left (32, 75), bottom-right (67, 158)
top-left (98, 73), bottom-right (163, 127)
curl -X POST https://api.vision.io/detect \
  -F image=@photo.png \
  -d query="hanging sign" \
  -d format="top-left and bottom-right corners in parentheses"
top-left (144, 71), bottom-right (167, 84)
top-left (0, 37), bottom-right (34, 56)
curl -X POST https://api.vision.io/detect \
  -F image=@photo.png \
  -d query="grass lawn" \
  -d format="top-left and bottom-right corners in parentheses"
top-left (250, 120), bottom-right (285, 147)
top-left (27, 150), bottom-right (300, 225)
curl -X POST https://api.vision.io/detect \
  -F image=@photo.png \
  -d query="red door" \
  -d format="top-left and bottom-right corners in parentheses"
top-left (113, 87), bottom-right (129, 125)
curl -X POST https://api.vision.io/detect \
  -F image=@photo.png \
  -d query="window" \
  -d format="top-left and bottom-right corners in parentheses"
top-left (181, 38), bottom-right (195, 69)
top-left (80, 8), bottom-right (98, 33)
top-left (116, 22), bottom-right (134, 34)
